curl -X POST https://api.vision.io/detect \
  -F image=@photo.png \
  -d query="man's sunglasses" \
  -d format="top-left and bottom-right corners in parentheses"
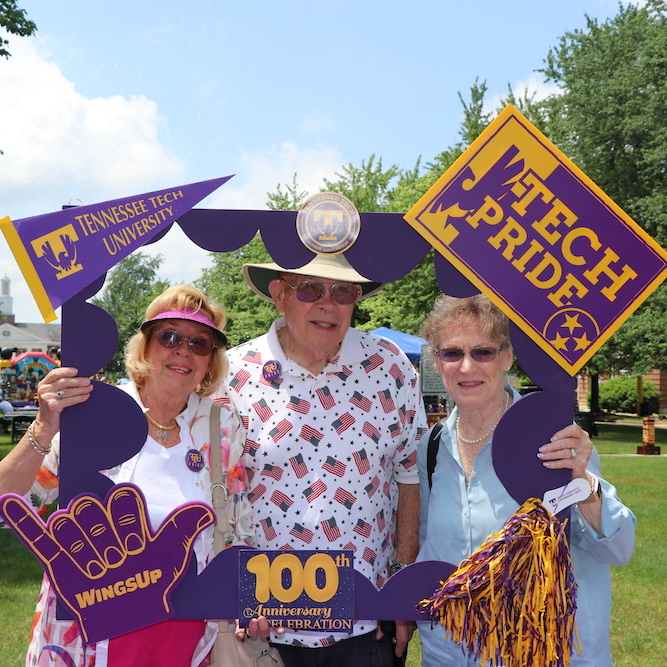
top-left (281, 278), bottom-right (362, 305)
top-left (152, 328), bottom-right (224, 356)
top-left (435, 347), bottom-right (504, 363)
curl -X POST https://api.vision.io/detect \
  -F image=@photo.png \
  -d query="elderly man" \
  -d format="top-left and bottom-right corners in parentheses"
top-left (216, 252), bottom-right (427, 666)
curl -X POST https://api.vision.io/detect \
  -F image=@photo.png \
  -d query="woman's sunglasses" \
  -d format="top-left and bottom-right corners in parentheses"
top-left (435, 347), bottom-right (504, 363)
top-left (152, 328), bottom-right (223, 356)
top-left (281, 278), bottom-right (362, 305)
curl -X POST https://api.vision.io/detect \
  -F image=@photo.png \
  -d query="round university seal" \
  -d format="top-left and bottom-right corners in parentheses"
top-left (296, 192), bottom-right (360, 254)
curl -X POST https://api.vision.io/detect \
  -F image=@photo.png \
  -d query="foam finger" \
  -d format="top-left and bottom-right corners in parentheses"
top-left (155, 502), bottom-right (215, 554)
top-left (51, 509), bottom-right (107, 578)
top-left (0, 495), bottom-right (63, 564)
top-left (107, 485), bottom-right (151, 553)
top-left (71, 494), bottom-right (125, 568)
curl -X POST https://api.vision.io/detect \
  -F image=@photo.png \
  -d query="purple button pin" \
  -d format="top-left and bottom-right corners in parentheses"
top-left (185, 449), bottom-right (204, 472)
top-left (262, 360), bottom-right (282, 382)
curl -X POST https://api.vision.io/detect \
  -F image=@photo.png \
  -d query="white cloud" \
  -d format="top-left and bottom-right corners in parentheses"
top-left (484, 73), bottom-right (562, 117)
top-left (0, 38), bottom-right (346, 326)
top-left (140, 140), bottom-right (345, 289)
top-left (0, 36), bottom-right (184, 219)
top-left (208, 140), bottom-right (343, 209)
top-left (0, 35), bottom-right (184, 324)
top-left (133, 139), bottom-right (345, 302)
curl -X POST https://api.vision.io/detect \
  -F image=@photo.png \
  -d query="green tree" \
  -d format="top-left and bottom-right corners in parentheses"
top-left (357, 81), bottom-right (495, 334)
top-left (196, 234), bottom-right (278, 346)
top-left (541, 0), bottom-right (667, 245)
top-left (589, 285), bottom-right (667, 378)
top-left (91, 252), bottom-right (169, 378)
top-left (0, 0), bottom-right (36, 59)
top-left (266, 174), bottom-right (308, 210)
top-left (315, 153), bottom-right (442, 333)
top-left (540, 1), bottom-right (667, 405)
top-left (323, 155), bottom-right (400, 212)
top-left (355, 251), bottom-right (440, 334)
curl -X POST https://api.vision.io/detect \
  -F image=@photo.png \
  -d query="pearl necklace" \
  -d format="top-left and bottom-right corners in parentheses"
top-left (456, 392), bottom-right (511, 444)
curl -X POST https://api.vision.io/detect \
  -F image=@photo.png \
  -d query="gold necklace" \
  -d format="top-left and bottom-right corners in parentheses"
top-left (456, 392), bottom-right (511, 444)
top-left (146, 412), bottom-right (178, 444)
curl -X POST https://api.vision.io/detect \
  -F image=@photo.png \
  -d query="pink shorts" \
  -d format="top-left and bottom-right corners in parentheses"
top-left (107, 619), bottom-right (206, 667)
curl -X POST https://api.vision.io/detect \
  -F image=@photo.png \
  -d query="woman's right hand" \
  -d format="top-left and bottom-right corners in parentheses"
top-left (33, 367), bottom-right (93, 441)
top-left (0, 368), bottom-right (94, 496)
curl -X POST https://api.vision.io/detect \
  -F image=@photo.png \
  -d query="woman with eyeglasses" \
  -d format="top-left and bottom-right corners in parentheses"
top-left (415, 294), bottom-right (635, 666)
top-left (0, 284), bottom-right (255, 667)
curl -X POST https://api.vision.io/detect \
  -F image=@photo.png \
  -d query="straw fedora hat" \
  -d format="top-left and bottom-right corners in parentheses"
top-left (243, 253), bottom-right (385, 302)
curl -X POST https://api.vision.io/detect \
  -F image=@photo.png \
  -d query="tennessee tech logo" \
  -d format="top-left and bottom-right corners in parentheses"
top-left (31, 224), bottom-right (83, 279)
top-left (297, 192), bottom-right (360, 254)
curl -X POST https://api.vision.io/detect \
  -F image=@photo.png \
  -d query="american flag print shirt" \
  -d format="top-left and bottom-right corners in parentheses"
top-left (217, 318), bottom-right (428, 647)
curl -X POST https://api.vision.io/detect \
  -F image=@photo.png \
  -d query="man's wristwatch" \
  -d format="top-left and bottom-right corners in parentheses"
top-left (390, 562), bottom-right (407, 576)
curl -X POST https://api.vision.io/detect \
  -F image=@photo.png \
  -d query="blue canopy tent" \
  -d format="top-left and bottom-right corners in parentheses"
top-left (371, 327), bottom-right (428, 364)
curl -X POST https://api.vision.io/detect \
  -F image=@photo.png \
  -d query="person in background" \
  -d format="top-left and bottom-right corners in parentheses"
top-left (0, 284), bottom-right (254, 667)
top-left (0, 396), bottom-right (13, 433)
top-left (215, 253), bottom-right (428, 667)
top-left (415, 294), bottom-right (636, 667)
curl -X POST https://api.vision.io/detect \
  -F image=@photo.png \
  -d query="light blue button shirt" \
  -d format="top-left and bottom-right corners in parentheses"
top-left (416, 404), bottom-right (636, 667)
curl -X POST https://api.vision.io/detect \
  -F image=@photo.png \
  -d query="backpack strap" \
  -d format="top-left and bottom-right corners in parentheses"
top-left (427, 420), bottom-right (445, 491)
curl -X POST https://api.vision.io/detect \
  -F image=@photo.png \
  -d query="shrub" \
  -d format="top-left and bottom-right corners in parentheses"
top-left (594, 376), bottom-right (660, 414)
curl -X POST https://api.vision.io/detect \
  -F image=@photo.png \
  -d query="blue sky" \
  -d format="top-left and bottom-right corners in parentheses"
top-left (0, 0), bottom-right (640, 323)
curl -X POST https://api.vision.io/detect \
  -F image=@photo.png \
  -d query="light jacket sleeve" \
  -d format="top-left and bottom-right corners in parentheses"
top-left (571, 448), bottom-right (636, 566)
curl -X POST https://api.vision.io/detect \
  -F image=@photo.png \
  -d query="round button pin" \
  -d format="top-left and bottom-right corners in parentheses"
top-left (185, 449), bottom-right (205, 472)
top-left (262, 360), bottom-right (282, 382)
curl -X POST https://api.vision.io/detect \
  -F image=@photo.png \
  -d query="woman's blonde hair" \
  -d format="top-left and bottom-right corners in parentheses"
top-left (125, 284), bottom-right (228, 396)
top-left (420, 294), bottom-right (511, 352)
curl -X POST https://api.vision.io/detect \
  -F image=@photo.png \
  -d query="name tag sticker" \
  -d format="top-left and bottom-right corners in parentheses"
top-left (543, 477), bottom-right (590, 514)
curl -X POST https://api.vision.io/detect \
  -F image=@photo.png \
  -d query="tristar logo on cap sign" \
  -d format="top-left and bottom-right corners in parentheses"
top-left (404, 104), bottom-right (667, 375)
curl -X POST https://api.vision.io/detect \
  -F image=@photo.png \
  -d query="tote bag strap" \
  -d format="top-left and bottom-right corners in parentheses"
top-left (209, 401), bottom-right (229, 554)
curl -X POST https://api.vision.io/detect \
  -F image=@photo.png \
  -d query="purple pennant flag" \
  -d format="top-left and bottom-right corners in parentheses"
top-left (0, 176), bottom-right (232, 322)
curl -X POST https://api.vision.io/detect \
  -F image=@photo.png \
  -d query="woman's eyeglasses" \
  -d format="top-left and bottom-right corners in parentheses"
top-left (435, 347), bottom-right (503, 363)
top-left (281, 278), bottom-right (362, 305)
top-left (152, 329), bottom-right (222, 356)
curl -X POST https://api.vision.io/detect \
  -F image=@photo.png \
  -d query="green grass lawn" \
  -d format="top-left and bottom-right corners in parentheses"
top-left (0, 527), bottom-right (44, 666)
top-left (1, 425), bottom-right (665, 666)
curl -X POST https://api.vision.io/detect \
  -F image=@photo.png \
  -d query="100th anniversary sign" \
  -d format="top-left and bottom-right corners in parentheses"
top-left (404, 105), bottom-right (667, 375)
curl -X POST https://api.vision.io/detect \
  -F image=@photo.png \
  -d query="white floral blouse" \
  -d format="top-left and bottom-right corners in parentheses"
top-left (23, 383), bottom-right (250, 667)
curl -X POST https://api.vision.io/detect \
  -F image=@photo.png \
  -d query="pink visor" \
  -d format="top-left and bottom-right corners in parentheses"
top-left (140, 309), bottom-right (228, 346)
